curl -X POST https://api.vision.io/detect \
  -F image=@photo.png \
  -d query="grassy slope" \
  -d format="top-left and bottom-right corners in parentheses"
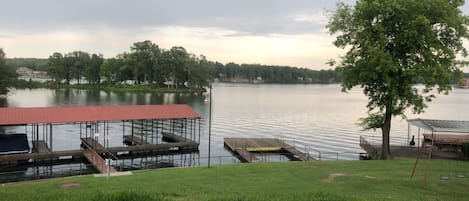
top-left (0, 159), bottom-right (468, 201)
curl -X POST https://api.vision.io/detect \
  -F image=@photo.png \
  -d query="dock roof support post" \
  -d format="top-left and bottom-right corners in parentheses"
top-left (407, 123), bottom-right (410, 146)
top-left (198, 118), bottom-right (201, 144)
top-left (49, 123), bottom-right (53, 152)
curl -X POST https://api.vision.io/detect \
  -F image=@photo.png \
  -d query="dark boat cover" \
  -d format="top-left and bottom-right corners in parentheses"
top-left (0, 133), bottom-right (30, 154)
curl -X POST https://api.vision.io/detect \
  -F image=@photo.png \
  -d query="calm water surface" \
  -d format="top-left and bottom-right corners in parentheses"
top-left (4, 83), bottom-right (469, 162)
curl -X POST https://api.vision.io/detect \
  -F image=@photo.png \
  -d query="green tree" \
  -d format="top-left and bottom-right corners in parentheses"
top-left (327, 0), bottom-right (469, 159)
top-left (86, 53), bottom-right (103, 84)
top-left (0, 49), bottom-right (16, 95)
top-left (187, 55), bottom-right (213, 89)
top-left (47, 52), bottom-right (65, 86)
top-left (129, 40), bottom-right (161, 84)
top-left (66, 51), bottom-right (90, 84)
top-left (100, 57), bottom-right (124, 84)
top-left (169, 46), bottom-right (189, 88)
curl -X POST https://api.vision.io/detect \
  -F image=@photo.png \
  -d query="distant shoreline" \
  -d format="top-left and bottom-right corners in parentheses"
top-left (12, 79), bottom-right (342, 93)
top-left (12, 80), bottom-right (206, 93)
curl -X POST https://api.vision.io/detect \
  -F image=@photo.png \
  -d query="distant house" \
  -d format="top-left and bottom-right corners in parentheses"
top-left (16, 67), bottom-right (50, 82)
top-left (16, 67), bottom-right (34, 76)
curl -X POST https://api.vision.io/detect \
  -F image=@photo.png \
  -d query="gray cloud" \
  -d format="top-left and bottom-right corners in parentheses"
top-left (0, 0), bottom-right (357, 36)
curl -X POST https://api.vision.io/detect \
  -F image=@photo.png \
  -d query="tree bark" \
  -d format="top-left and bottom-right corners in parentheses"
top-left (381, 104), bottom-right (393, 159)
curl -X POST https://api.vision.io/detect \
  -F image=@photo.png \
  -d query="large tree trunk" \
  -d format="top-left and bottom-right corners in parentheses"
top-left (381, 104), bottom-right (393, 159)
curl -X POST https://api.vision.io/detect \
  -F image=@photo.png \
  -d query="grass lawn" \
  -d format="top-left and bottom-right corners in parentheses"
top-left (0, 158), bottom-right (468, 201)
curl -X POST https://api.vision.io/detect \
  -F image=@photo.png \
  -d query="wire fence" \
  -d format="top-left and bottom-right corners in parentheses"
top-left (0, 150), bottom-right (369, 184)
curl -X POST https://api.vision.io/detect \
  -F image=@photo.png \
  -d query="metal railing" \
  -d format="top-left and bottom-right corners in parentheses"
top-left (0, 150), bottom-right (370, 184)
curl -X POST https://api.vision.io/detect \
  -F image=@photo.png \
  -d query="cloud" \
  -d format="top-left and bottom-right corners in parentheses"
top-left (7, 0), bottom-right (467, 70)
top-left (0, 0), bottom-right (341, 37)
top-left (0, 24), bottom-right (343, 69)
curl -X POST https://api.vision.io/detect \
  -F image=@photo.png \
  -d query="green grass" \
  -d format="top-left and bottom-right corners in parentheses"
top-left (1, 159), bottom-right (468, 201)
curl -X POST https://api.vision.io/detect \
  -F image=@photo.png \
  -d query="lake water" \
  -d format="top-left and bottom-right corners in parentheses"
top-left (2, 83), bottom-right (469, 180)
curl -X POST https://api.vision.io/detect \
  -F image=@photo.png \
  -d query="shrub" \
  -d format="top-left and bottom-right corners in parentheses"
top-left (461, 143), bottom-right (469, 158)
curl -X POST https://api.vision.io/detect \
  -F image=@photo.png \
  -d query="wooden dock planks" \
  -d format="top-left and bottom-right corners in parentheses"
top-left (224, 138), bottom-right (314, 163)
top-left (32, 140), bottom-right (50, 153)
top-left (283, 146), bottom-right (314, 161)
top-left (1, 136), bottom-right (199, 164)
top-left (83, 149), bottom-right (117, 173)
top-left (0, 150), bottom-right (83, 162)
top-left (123, 135), bottom-right (150, 146)
top-left (162, 132), bottom-right (196, 143)
top-left (235, 149), bottom-right (260, 163)
top-left (81, 137), bottom-right (106, 150)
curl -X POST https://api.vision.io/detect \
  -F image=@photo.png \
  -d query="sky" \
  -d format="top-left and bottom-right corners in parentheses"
top-left (1, 0), bottom-right (468, 70)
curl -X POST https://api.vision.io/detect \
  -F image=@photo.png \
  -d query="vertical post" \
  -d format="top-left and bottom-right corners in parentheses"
top-left (423, 131), bottom-right (435, 188)
top-left (49, 124), bottom-right (53, 151)
top-left (80, 122), bottom-right (82, 139)
top-left (198, 119), bottom-right (201, 143)
top-left (407, 123), bottom-right (410, 146)
top-left (131, 120), bottom-right (134, 138)
top-left (417, 128), bottom-right (421, 147)
top-left (208, 83), bottom-right (212, 168)
top-left (106, 159), bottom-right (111, 180)
top-left (106, 121), bottom-right (110, 148)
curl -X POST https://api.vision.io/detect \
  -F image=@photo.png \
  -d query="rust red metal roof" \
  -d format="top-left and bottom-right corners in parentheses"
top-left (0, 104), bottom-right (201, 126)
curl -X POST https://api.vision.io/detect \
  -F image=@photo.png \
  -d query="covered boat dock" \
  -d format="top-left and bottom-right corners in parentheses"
top-left (407, 118), bottom-right (469, 153)
top-left (0, 104), bottom-right (202, 174)
top-left (360, 119), bottom-right (469, 160)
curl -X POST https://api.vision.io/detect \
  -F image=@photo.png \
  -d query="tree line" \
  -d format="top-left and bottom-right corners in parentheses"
top-left (2, 40), bottom-right (344, 95)
top-left (46, 40), bottom-right (212, 90)
top-left (44, 40), bottom-right (342, 88)
top-left (214, 63), bottom-right (340, 84)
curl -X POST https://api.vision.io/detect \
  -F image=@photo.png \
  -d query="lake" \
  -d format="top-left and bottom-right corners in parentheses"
top-left (2, 83), bottom-right (469, 180)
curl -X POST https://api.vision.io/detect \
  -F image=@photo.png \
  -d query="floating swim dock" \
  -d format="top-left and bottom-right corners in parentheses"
top-left (224, 138), bottom-right (314, 163)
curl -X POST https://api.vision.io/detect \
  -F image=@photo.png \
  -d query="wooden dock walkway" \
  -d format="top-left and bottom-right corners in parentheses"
top-left (32, 140), bottom-right (50, 153)
top-left (283, 146), bottom-right (313, 161)
top-left (162, 132), bottom-right (194, 143)
top-left (0, 150), bottom-right (83, 163)
top-left (224, 138), bottom-right (314, 163)
top-left (81, 137), bottom-right (106, 150)
top-left (123, 135), bottom-right (150, 146)
top-left (1, 135), bottom-right (199, 166)
top-left (83, 149), bottom-right (117, 173)
top-left (81, 138), bottom-right (118, 173)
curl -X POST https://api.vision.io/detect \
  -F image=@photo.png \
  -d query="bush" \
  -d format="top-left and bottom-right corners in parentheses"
top-left (461, 143), bottom-right (469, 158)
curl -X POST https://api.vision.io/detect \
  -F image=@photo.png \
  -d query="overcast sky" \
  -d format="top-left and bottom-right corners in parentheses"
top-left (1, 0), bottom-right (468, 70)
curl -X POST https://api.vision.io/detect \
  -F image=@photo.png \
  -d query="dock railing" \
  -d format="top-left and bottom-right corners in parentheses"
top-left (0, 149), bottom-right (373, 184)
top-left (359, 136), bottom-right (379, 159)
top-left (280, 138), bottom-right (365, 161)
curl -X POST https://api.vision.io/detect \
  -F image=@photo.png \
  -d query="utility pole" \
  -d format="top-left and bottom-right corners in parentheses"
top-left (208, 83), bottom-right (212, 168)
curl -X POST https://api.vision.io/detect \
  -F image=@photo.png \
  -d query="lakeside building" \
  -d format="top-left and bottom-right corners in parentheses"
top-left (16, 67), bottom-right (50, 82)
